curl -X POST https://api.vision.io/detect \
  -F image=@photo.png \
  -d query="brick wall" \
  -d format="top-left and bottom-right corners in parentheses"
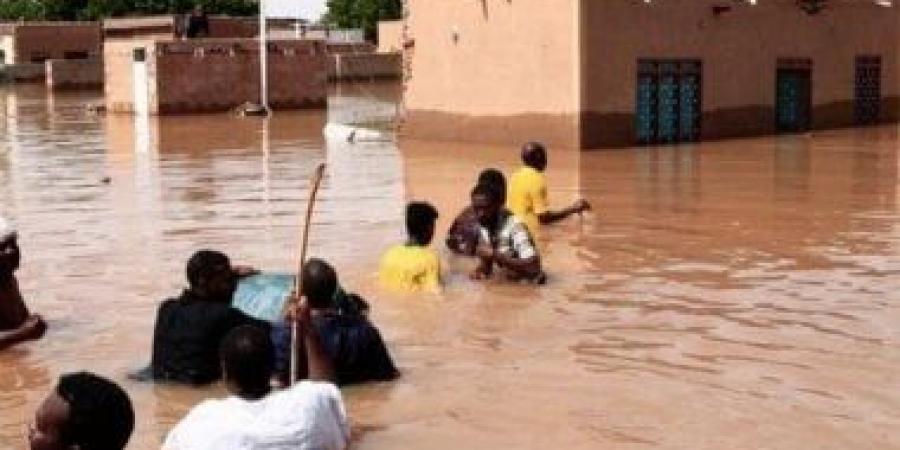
top-left (46, 58), bottom-right (103, 90)
top-left (330, 52), bottom-right (401, 80)
top-left (327, 42), bottom-right (376, 54)
top-left (105, 39), bottom-right (327, 114)
top-left (0, 63), bottom-right (45, 82)
top-left (12, 23), bottom-right (102, 64)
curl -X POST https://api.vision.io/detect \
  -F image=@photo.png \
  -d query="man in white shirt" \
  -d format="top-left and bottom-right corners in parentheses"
top-left (163, 297), bottom-right (350, 450)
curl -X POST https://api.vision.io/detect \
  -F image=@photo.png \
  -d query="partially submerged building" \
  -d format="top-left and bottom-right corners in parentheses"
top-left (402, 0), bottom-right (899, 149)
top-left (104, 39), bottom-right (328, 114)
top-left (0, 21), bottom-right (101, 64)
top-left (102, 15), bottom-right (255, 41)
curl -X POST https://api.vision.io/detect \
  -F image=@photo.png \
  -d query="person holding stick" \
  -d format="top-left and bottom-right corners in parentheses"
top-left (163, 321), bottom-right (350, 450)
top-left (274, 259), bottom-right (398, 387)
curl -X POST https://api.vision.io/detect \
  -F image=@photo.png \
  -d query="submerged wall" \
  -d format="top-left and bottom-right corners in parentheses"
top-left (106, 39), bottom-right (328, 114)
top-left (46, 59), bottom-right (103, 90)
top-left (330, 52), bottom-right (401, 81)
top-left (9, 22), bottom-right (102, 64)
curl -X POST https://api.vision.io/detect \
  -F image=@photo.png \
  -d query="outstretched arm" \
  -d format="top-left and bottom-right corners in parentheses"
top-left (0, 315), bottom-right (45, 350)
top-left (538, 199), bottom-right (591, 225)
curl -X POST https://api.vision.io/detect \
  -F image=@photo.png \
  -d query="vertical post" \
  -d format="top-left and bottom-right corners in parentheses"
top-left (259, 0), bottom-right (269, 110)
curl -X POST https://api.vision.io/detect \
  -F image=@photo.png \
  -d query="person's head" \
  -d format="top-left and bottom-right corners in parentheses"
top-left (0, 217), bottom-right (20, 278)
top-left (521, 141), bottom-right (548, 172)
top-left (186, 250), bottom-right (237, 301)
top-left (477, 168), bottom-right (507, 205)
top-left (471, 182), bottom-right (504, 229)
top-left (406, 202), bottom-right (439, 246)
top-left (192, 4), bottom-right (204, 15)
top-left (220, 325), bottom-right (274, 400)
top-left (301, 258), bottom-right (338, 309)
top-left (29, 372), bottom-right (134, 450)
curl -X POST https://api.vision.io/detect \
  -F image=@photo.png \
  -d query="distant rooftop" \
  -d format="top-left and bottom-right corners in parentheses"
top-left (102, 16), bottom-right (175, 31)
top-left (0, 21), bottom-right (99, 35)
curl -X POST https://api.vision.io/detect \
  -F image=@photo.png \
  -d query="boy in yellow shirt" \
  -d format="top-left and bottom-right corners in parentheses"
top-left (507, 141), bottom-right (591, 235)
top-left (379, 202), bottom-right (441, 292)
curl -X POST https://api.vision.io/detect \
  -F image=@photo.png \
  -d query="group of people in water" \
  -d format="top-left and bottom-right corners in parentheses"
top-left (2, 141), bottom-right (589, 449)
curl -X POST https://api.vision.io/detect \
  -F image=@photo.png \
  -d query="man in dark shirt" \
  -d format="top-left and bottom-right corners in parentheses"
top-left (148, 250), bottom-right (268, 385)
top-left (274, 258), bottom-right (398, 386)
top-left (185, 4), bottom-right (209, 39)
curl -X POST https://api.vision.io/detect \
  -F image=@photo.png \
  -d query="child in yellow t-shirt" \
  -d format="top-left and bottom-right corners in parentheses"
top-left (507, 141), bottom-right (591, 236)
top-left (379, 202), bottom-right (441, 292)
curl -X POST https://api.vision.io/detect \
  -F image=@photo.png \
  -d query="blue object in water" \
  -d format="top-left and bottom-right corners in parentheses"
top-left (232, 273), bottom-right (295, 323)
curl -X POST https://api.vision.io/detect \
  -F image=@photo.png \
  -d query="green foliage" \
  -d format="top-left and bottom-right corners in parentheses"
top-left (324, 0), bottom-right (402, 41)
top-left (0, 0), bottom-right (258, 21)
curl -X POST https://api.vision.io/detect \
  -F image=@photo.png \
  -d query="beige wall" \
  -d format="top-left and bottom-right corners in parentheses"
top-left (378, 20), bottom-right (403, 53)
top-left (403, 0), bottom-right (582, 148)
top-left (582, 0), bottom-right (900, 147)
top-left (104, 40), bottom-right (155, 113)
top-left (0, 36), bottom-right (13, 64)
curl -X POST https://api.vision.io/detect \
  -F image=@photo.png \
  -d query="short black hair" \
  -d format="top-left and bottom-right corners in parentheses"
top-left (406, 201), bottom-right (439, 245)
top-left (302, 258), bottom-right (338, 309)
top-left (522, 141), bottom-right (547, 169)
top-left (186, 250), bottom-right (230, 287)
top-left (471, 182), bottom-right (503, 206)
top-left (220, 325), bottom-right (274, 398)
top-left (477, 168), bottom-right (507, 204)
top-left (57, 372), bottom-right (135, 450)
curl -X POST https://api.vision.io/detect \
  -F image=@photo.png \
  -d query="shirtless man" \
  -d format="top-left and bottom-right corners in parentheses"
top-left (0, 217), bottom-right (46, 350)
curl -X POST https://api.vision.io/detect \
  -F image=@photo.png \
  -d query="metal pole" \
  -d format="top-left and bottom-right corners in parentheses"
top-left (259, 0), bottom-right (269, 110)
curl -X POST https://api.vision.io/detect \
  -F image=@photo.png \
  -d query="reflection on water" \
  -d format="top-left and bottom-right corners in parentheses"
top-left (1, 83), bottom-right (900, 449)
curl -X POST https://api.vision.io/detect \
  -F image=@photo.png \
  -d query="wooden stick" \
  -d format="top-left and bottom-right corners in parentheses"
top-left (290, 163), bottom-right (327, 385)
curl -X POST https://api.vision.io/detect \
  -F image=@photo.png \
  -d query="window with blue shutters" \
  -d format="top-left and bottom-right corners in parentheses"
top-left (635, 59), bottom-right (702, 145)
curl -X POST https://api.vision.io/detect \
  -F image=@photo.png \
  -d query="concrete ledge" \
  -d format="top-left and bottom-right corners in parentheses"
top-left (330, 52), bottom-right (401, 81)
top-left (401, 109), bottom-right (581, 149)
top-left (407, 98), bottom-right (900, 150)
top-left (46, 59), bottom-right (103, 90)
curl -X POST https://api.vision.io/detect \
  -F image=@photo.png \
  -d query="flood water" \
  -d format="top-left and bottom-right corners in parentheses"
top-left (1, 82), bottom-right (899, 449)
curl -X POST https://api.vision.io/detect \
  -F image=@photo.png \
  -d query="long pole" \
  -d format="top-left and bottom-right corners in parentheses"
top-left (290, 163), bottom-right (327, 384)
top-left (259, 0), bottom-right (269, 110)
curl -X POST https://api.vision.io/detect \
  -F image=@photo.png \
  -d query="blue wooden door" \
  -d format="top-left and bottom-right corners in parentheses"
top-left (776, 69), bottom-right (811, 132)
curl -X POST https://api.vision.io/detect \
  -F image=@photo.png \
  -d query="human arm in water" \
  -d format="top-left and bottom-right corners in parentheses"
top-left (537, 199), bottom-right (591, 225)
top-left (475, 245), bottom-right (542, 280)
top-left (288, 294), bottom-right (336, 383)
top-left (0, 315), bottom-right (46, 350)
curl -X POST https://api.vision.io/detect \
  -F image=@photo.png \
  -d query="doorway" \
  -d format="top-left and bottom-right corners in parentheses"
top-left (775, 59), bottom-right (812, 133)
top-left (636, 59), bottom-right (702, 145)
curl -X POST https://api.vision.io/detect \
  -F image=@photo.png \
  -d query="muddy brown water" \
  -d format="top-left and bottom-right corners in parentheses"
top-left (1, 83), bottom-right (899, 449)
